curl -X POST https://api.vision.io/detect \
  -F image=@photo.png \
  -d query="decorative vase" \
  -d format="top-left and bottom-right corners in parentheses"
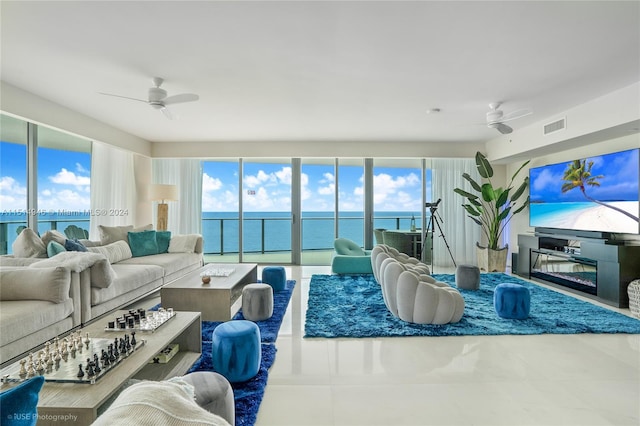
top-left (476, 242), bottom-right (509, 272)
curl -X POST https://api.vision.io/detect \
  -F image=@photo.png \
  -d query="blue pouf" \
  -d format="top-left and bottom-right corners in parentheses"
top-left (261, 266), bottom-right (286, 292)
top-left (494, 283), bottom-right (531, 319)
top-left (211, 320), bottom-right (261, 383)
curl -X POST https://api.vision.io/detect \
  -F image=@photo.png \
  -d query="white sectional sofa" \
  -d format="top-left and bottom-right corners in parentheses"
top-left (0, 226), bottom-right (204, 366)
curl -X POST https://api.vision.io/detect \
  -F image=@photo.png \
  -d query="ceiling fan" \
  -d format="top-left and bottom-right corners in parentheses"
top-left (485, 102), bottom-right (532, 134)
top-left (99, 77), bottom-right (199, 119)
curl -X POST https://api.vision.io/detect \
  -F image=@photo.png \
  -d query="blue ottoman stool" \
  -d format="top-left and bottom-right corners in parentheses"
top-left (494, 283), bottom-right (530, 319)
top-left (261, 266), bottom-right (286, 292)
top-left (211, 320), bottom-right (261, 383)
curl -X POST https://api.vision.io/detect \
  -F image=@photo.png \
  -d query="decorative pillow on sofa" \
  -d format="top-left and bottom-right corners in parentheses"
top-left (98, 224), bottom-right (152, 245)
top-left (128, 230), bottom-right (159, 257)
top-left (87, 240), bottom-right (133, 264)
top-left (64, 238), bottom-right (87, 252)
top-left (41, 229), bottom-right (67, 247)
top-left (12, 228), bottom-right (47, 258)
top-left (47, 241), bottom-right (67, 257)
top-left (168, 234), bottom-right (200, 253)
top-left (0, 375), bottom-right (45, 426)
top-left (0, 266), bottom-right (71, 303)
top-left (156, 231), bottom-right (171, 254)
top-left (29, 252), bottom-right (116, 289)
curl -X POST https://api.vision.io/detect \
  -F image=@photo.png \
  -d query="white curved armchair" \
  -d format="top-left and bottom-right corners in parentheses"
top-left (372, 244), bottom-right (464, 325)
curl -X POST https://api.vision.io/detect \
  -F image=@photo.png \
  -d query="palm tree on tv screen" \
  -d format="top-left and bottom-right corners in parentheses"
top-left (561, 159), bottom-right (639, 222)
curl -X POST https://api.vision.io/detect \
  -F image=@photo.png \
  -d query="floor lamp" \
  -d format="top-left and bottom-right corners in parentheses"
top-left (150, 184), bottom-right (178, 231)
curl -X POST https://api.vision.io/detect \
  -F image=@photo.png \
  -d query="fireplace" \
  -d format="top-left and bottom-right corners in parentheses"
top-left (530, 249), bottom-right (597, 296)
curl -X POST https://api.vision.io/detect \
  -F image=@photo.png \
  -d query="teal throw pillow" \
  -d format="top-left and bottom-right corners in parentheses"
top-left (156, 231), bottom-right (171, 254)
top-left (46, 241), bottom-right (66, 257)
top-left (128, 230), bottom-right (159, 257)
top-left (64, 238), bottom-right (87, 252)
top-left (0, 375), bottom-right (45, 426)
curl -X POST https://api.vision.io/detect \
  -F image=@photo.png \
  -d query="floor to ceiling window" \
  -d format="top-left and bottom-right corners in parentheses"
top-left (201, 159), bottom-right (240, 262)
top-left (0, 115), bottom-right (28, 254)
top-left (200, 157), bottom-right (435, 265)
top-left (337, 159), bottom-right (365, 246)
top-left (36, 127), bottom-right (92, 236)
top-left (242, 159), bottom-right (292, 264)
top-left (0, 114), bottom-right (92, 252)
top-left (301, 158), bottom-right (336, 265)
top-left (372, 159), bottom-right (424, 231)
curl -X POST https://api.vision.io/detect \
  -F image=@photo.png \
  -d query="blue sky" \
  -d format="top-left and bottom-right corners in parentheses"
top-left (202, 161), bottom-right (429, 212)
top-left (530, 149), bottom-right (639, 203)
top-left (0, 142), bottom-right (91, 212)
top-left (1, 141), bottom-right (429, 214)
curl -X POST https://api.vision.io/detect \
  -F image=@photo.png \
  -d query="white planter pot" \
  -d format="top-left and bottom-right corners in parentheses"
top-left (476, 242), bottom-right (509, 272)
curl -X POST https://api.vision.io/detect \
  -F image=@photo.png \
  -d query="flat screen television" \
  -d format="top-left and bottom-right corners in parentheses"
top-left (529, 148), bottom-right (640, 236)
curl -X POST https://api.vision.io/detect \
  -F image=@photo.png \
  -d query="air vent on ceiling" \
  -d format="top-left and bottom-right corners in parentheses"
top-left (543, 117), bottom-right (566, 135)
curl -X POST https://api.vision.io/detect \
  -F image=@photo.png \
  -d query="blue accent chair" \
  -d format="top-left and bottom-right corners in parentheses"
top-left (331, 238), bottom-right (373, 274)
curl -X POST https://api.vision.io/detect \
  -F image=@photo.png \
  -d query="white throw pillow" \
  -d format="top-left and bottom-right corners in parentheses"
top-left (12, 228), bottom-right (47, 258)
top-left (87, 240), bottom-right (133, 264)
top-left (98, 224), bottom-right (152, 245)
top-left (41, 229), bottom-right (67, 247)
top-left (168, 234), bottom-right (200, 253)
top-left (0, 266), bottom-right (71, 303)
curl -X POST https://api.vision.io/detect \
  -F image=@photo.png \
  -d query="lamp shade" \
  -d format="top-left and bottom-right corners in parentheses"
top-left (150, 184), bottom-right (178, 202)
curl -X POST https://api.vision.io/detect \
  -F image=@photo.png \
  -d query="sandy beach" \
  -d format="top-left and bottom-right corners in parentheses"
top-left (549, 201), bottom-right (639, 233)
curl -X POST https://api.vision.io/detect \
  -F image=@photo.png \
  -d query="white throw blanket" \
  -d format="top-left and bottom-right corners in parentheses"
top-left (91, 380), bottom-right (231, 426)
top-left (29, 251), bottom-right (116, 288)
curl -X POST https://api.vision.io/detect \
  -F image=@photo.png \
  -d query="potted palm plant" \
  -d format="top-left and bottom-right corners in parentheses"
top-left (454, 152), bottom-right (530, 272)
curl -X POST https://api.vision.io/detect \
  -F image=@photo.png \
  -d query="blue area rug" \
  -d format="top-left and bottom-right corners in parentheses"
top-left (304, 273), bottom-right (640, 338)
top-left (188, 279), bottom-right (296, 426)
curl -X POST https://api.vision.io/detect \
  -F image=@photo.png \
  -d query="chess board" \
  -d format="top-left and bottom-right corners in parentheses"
top-left (1, 332), bottom-right (145, 384)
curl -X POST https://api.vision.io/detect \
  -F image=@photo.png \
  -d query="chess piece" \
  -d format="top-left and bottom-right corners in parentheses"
top-left (27, 363), bottom-right (36, 378)
top-left (93, 354), bottom-right (101, 374)
top-left (84, 333), bottom-right (90, 348)
top-left (19, 359), bottom-right (27, 379)
top-left (86, 359), bottom-right (95, 377)
top-left (131, 331), bottom-right (137, 347)
top-left (77, 364), bottom-right (84, 379)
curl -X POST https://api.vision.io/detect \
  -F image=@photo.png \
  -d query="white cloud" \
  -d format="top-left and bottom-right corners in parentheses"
top-left (244, 170), bottom-right (273, 188)
top-left (275, 167), bottom-right (292, 185)
top-left (203, 173), bottom-right (223, 192)
top-left (38, 188), bottom-right (90, 211)
top-left (0, 176), bottom-right (27, 210)
top-left (75, 163), bottom-right (89, 174)
top-left (532, 168), bottom-right (558, 192)
top-left (49, 168), bottom-right (90, 186)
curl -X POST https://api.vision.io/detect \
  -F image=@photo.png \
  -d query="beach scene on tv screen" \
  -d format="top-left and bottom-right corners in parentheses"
top-left (529, 148), bottom-right (640, 234)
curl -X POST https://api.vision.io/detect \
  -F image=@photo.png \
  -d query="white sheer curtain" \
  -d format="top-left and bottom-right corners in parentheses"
top-left (89, 142), bottom-right (136, 239)
top-left (431, 158), bottom-right (481, 269)
top-left (152, 159), bottom-right (202, 235)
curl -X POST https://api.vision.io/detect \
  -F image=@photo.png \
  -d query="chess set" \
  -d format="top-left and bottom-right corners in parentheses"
top-left (0, 329), bottom-right (145, 384)
top-left (104, 307), bottom-right (175, 333)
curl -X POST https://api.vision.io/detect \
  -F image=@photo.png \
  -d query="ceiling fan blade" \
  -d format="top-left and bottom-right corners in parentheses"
top-left (162, 93), bottom-right (199, 105)
top-left (160, 106), bottom-right (174, 120)
top-left (500, 109), bottom-right (532, 123)
top-left (496, 123), bottom-right (513, 134)
top-left (98, 92), bottom-right (148, 103)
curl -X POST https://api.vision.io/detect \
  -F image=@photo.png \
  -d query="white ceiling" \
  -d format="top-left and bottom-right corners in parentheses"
top-left (1, 1), bottom-right (639, 145)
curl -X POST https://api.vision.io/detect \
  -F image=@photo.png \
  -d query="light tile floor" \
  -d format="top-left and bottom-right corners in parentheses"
top-left (254, 266), bottom-right (640, 426)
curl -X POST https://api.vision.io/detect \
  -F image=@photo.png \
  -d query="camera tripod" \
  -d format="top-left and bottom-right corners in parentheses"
top-left (421, 198), bottom-right (457, 270)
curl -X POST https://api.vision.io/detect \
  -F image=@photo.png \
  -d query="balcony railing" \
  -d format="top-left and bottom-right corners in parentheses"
top-left (0, 214), bottom-right (421, 256)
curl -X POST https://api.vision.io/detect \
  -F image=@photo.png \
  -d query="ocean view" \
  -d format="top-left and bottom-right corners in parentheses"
top-left (1, 211), bottom-right (423, 255)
